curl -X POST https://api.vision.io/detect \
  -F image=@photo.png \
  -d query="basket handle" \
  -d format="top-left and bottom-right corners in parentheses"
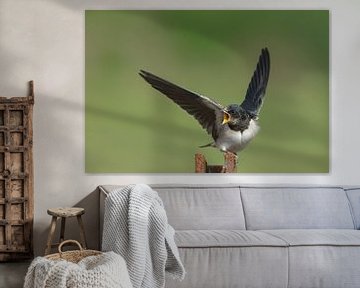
top-left (58, 240), bottom-right (83, 255)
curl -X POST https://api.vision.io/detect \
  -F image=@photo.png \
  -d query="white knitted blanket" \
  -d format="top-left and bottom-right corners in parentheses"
top-left (102, 184), bottom-right (185, 288)
top-left (23, 251), bottom-right (133, 288)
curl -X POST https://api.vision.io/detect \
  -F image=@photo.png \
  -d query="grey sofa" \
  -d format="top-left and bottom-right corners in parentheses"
top-left (99, 185), bottom-right (360, 288)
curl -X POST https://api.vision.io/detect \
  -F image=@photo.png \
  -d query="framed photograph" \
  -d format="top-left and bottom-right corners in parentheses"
top-left (85, 10), bottom-right (329, 173)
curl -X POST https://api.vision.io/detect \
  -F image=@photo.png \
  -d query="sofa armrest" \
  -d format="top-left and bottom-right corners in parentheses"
top-left (99, 186), bottom-right (109, 250)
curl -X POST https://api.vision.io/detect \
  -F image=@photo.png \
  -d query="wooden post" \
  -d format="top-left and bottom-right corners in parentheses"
top-left (195, 152), bottom-right (237, 173)
top-left (224, 152), bottom-right (237, 173)
top-left (28, 80), bottom-right (35, 104)
top-left (195, 153), bottom-right (207, 173)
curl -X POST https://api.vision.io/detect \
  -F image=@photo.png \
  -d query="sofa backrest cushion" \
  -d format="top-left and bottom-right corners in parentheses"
top-left (240, 187), bottom-right (355, 230)
top-left (153, 185), bottom-right (246, 230)
top-left (345, 188), bottom-right (360, 229)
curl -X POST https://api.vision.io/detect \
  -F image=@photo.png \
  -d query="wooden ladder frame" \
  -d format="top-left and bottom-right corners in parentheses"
top-left (0, 81), bottom-right (34, 261)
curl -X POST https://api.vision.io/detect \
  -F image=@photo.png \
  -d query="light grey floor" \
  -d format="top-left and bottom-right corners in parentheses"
top-left (0, 261), bottom-right (30, 288)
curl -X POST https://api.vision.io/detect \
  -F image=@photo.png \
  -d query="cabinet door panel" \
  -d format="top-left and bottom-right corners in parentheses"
top-left (0, 91), bottom-right (33, 261)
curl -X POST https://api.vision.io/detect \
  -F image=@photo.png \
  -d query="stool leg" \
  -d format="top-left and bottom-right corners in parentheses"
top-left (45, 216), bottom-right (57, 255)
top-left (60, 217), bottom-right (66, 243)
top-left (77, 215), bottom-right (87, 249)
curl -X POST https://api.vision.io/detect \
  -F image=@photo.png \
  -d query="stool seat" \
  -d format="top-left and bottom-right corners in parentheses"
top-left (47, 207), bottom-right (85, 217)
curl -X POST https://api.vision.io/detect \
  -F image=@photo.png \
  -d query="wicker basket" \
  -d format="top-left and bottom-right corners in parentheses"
top-left (45, 240), bottom-right (102, 263)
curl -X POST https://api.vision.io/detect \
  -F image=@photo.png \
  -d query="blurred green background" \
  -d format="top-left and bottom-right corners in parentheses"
top-left (85, 10), bottom-right (329, 173)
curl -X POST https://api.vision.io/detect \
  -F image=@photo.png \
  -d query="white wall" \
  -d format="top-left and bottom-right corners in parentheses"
top-left (0, 0), bottom-right (359, 256)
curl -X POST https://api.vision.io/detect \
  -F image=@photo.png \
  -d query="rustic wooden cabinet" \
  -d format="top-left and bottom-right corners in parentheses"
top-left (0, 81), bottom-right (34, 261)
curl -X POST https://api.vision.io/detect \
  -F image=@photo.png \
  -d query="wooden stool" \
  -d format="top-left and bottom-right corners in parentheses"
top-left (45, 207), bottom-right (87, 255)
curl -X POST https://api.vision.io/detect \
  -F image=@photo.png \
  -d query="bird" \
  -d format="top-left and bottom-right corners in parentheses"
top-left (139, 48), bottom-right (270, 156)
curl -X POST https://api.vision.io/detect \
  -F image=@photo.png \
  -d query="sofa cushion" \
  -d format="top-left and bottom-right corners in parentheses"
top-left (240, 187), bottom-right (355, 230)
top-left (262, 229), bottom-right (360, 246)
top-left (259, 230), bottom-right (360, 288)
top-left (287, 246), bottom-right (360, 288)
top-left (153, 185), bottom-right (246, 230)
top-left (165, 246), bottom-right (288, 288)
top-left (175, 230), bottom-right (288, 248)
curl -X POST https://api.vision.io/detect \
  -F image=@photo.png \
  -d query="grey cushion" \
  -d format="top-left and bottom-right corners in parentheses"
top-left (165, 246), bottom-right (288, 288)
top-left (262, 229), bottom-right (360, 287)
top-left (153, 186), bottom-right (246, 230)
top-left (345, 188), bottom-right (360, 229)
top-left (288, 246), bottom-right (360, 288)
top-left (241, 187), bottom-right (355, 230)
top-left (262, 229), bottom-right (360, 246)
top-left (175, 230), bottom-right (287, 247)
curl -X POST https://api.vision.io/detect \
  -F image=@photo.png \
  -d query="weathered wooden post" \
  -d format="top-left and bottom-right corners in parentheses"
top-left (195, 152), bottom-right (237, 173)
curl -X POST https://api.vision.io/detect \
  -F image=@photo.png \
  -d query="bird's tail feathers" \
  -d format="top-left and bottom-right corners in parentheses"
top-left (199, 142), bottom-right (215, 148)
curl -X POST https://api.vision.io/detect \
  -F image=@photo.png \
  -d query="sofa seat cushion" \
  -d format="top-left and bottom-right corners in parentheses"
top-left (175, 230), bottom-right (288, 248)
top-left (260, 230), bottom-right (360, 288)
top-left (262, 229), bottom-right (360, 246)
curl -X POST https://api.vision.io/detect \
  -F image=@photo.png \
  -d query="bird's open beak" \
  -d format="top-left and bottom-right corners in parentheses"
top-left (222, 111), bottom-right (231, 125)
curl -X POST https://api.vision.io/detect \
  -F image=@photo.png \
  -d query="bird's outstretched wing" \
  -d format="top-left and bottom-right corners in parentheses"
top-left (240, 48), bottom-right (270, 118)
top-left (139, 70), bottom-right (224, 135)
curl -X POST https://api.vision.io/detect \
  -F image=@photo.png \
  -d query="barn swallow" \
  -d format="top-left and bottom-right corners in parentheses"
top-left (139, 48), bottom-right (270, 155)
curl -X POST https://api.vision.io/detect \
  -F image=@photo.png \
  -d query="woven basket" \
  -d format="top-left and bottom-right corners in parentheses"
top-left (45, 240), bottom-right (102, 263)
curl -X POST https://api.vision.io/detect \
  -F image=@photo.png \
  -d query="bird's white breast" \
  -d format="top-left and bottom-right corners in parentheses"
top-left (215, 120), bottom-right (260, 153)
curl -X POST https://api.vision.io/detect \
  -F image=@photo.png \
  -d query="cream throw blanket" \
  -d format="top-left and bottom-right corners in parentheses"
top-left (102, 184), bottom-right (185, 288)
